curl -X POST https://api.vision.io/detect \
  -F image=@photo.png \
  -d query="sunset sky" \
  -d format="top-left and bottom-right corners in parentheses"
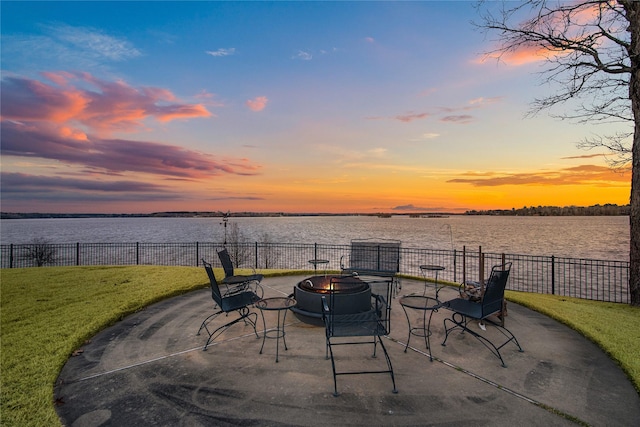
top-left (0, 1), bottom-right (631, 214)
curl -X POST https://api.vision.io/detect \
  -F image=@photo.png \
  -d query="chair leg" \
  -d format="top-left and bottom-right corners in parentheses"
top-left (376, 336), bottom-right (398, 394)
top-left (197, 310), bottom-right (223, 338)
top-left (237, 306), bottom-right (260, 339)
top-left (199, 309), bottom-right (259, 351)
top-left (442, 313), bottom-right (523, 367)
top-left (325, 336), bottom-right (397, 397)
top-left (325, 338), bottom-right (339, 397)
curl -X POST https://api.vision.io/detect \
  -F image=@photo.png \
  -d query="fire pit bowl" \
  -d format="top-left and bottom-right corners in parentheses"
top-left (290, 275), bottom-right (372, 325)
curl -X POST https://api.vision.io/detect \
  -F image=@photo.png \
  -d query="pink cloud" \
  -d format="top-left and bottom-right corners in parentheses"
top-left (394, 112), bottom-right (429, 123)
top-left (1, 72), bottom-right (212, 135)
top-left (0, 74), bottom-right (260, 179)
top-left (1, 120), bottom-right (261, 179)
top-left (246, 96), bottom-right (268, 112)
top-left (448, 165), bottom-right (629, 187)
top-left (440, 115), bottom-right (473, 124)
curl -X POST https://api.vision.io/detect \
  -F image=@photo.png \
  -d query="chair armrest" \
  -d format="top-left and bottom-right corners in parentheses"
top-left (321, 295), bottom-right (330, 313)
top-left (340, 255), bottom-right (346, 270)
top-left (254, 282), bottom-right (265, 299)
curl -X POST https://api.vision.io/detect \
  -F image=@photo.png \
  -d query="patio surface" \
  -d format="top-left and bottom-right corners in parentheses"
top-left (55, 275), bottom-right (640, 426)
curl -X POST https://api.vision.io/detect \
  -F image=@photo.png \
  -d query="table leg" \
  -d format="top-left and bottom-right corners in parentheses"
top-left (259, 310), bottom-right (267, 356)
top-left (402, 306), bottom-right (412, 353)
top-left (401, 306), bottom-right (437, 362)
top-left (423, 308), bottom-right (436, 362)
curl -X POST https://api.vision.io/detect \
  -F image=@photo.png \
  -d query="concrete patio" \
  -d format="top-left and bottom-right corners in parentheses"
top-left (55, 275), bottom-right (640, 426)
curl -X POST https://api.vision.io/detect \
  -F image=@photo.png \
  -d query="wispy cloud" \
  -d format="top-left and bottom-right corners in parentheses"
top-left (0, 171), bottom-right (185, 205)
top-left (246, 96), bottom-right (268, 112)
top-left (206, 48), bottom-right (236, 57)
top-left (1, 121), bottom-right (261, 179)
top-left (408, 133), bottom-right (440, 142)
top-left (208, 196), bottom-right (266, 201)
top-left (561, 153), bottom-right (605, 160)
top-left (440, 115), bottom-right (473, 124)
top-left (391, 204), bottom-right (440, 211)
top-left (2, 24), bottom-right (141, 72)
top-left (48, 24), bottom-right (141, 61)
top-left (293, 50), bottom-right (313, 61)
top-left (386, 97), bottom-right (500, 125)
top-left (1, 172), bottom-right (167, 193)
top-left (393, 112), bottom-right (430, 123)
top-left (448, 165), bottom-right (629, 187)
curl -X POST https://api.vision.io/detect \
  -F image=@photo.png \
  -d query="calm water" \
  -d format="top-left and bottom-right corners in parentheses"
top-left (0, 215), bottom-right (629, 261)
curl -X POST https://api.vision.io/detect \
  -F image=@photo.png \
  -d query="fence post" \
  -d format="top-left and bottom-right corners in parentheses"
top-left (196, 242), bottom-right (199, 266)
top-left (255, 242), bottom-right (259, 269)
top-left (10, 244), bottom-right (13, 268)
top-left (314, 242), bottom-right (318, 261)
top-left (551, 255), bottom-right (555, 295)
top-left (479, 246), bottom-right (484, 283)
top-left (136, 242), bottom-right (140, 265)
top-left (453, 249), bottom-right (457, 282)
top-left (76, 242), bottom-right (80, 265)
top-left (462, 246), bottom-right (466, 283)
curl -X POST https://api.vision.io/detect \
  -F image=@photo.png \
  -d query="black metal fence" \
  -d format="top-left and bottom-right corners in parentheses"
top-left (0, 242), bottom-right (630, 304)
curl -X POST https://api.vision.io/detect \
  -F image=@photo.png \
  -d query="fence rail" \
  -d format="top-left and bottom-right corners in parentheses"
top-left (0, 242), bottom-right (630, 304)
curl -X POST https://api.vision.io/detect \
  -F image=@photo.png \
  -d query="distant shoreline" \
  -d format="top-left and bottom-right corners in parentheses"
top-left (0, 204), bottom-right (630, 219)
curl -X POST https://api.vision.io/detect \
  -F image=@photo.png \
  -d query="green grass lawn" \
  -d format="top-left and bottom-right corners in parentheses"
top-left (1, 266), bottom-right (639, 426)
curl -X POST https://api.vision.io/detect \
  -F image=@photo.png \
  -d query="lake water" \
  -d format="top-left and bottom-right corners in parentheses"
top-left (0, 215), bottom-right (629, 261)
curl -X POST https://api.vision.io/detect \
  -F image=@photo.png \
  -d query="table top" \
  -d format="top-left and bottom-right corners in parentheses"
top-left (419, 264), bottom-right (445, 272)
top-left (399, 295), bottom-right (441, 310)
top-left (255, 297), bottom-right (296, 311)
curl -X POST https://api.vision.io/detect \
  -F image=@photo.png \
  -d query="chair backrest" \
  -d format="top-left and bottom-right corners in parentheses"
top-left (217, 249), bottom-right (234, 278)
top-left (349, 239), bottom-right (401, 273)
top-left (368, 277), bottom-right (393, 332)
top-left (324, 275), bottom-right (393, 336)
top-left (202, 258), bottom-right (223, 306)
top-left (481, 262), bottom-right (512, 317)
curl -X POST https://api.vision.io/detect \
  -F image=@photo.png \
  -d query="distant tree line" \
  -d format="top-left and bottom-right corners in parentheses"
top-left (466, 204), bottom-right (630, 216)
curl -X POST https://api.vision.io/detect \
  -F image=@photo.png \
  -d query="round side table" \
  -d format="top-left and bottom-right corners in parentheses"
top-left (399, 295), bottom-right (441, 362)
top-left (255, 297), bottom-right (296, 362)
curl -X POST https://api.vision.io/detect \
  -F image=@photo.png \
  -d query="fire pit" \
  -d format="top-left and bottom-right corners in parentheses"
top-left (290, 275), bottom-right (372, 325)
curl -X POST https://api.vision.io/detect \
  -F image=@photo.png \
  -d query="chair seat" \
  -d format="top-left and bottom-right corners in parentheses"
top-left (220, 291), bottom-right (260, 312)
top-left (329, 310), bottom-right (388, 337)
top-left (444, 298), bottom-right (485, 319)
top-left (222, 274), bottom-right (264, 285)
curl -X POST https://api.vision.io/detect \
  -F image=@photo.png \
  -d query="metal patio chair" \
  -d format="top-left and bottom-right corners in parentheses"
top-left (321, 275), bottom-right (397, 396)
top-left (197, 259), bottom-right (261, 351)
top-left (339, 238), bottom-right (402, 297)
top-left (217, 248), bottom-right (264, 296)
top-left (441, 262), bottom-right (523, 367)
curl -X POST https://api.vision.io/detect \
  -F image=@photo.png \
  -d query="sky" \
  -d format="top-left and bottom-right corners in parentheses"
top-left (0, 1), bottom-right (632, 214)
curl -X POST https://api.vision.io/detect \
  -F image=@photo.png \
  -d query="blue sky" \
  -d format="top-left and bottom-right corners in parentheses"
top-left (0, 1), bottom-right (630, 213)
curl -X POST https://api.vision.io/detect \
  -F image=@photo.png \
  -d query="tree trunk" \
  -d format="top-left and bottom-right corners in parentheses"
top-left (622, 0), bottom-right (640, 306)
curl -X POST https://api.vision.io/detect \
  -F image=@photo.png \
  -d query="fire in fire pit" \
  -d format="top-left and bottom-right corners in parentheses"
top-left (290, 275), bottom-right (372, 325)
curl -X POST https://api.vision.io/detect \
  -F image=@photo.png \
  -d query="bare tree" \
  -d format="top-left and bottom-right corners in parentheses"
top-left (226, 221), bottom-right (252, 268)
top-left (259, 232), bottom-right (279, 269)
top-left (477, 0), bottom-right (639, 305)
top-left (23, 237), bottom-right (57, 267)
